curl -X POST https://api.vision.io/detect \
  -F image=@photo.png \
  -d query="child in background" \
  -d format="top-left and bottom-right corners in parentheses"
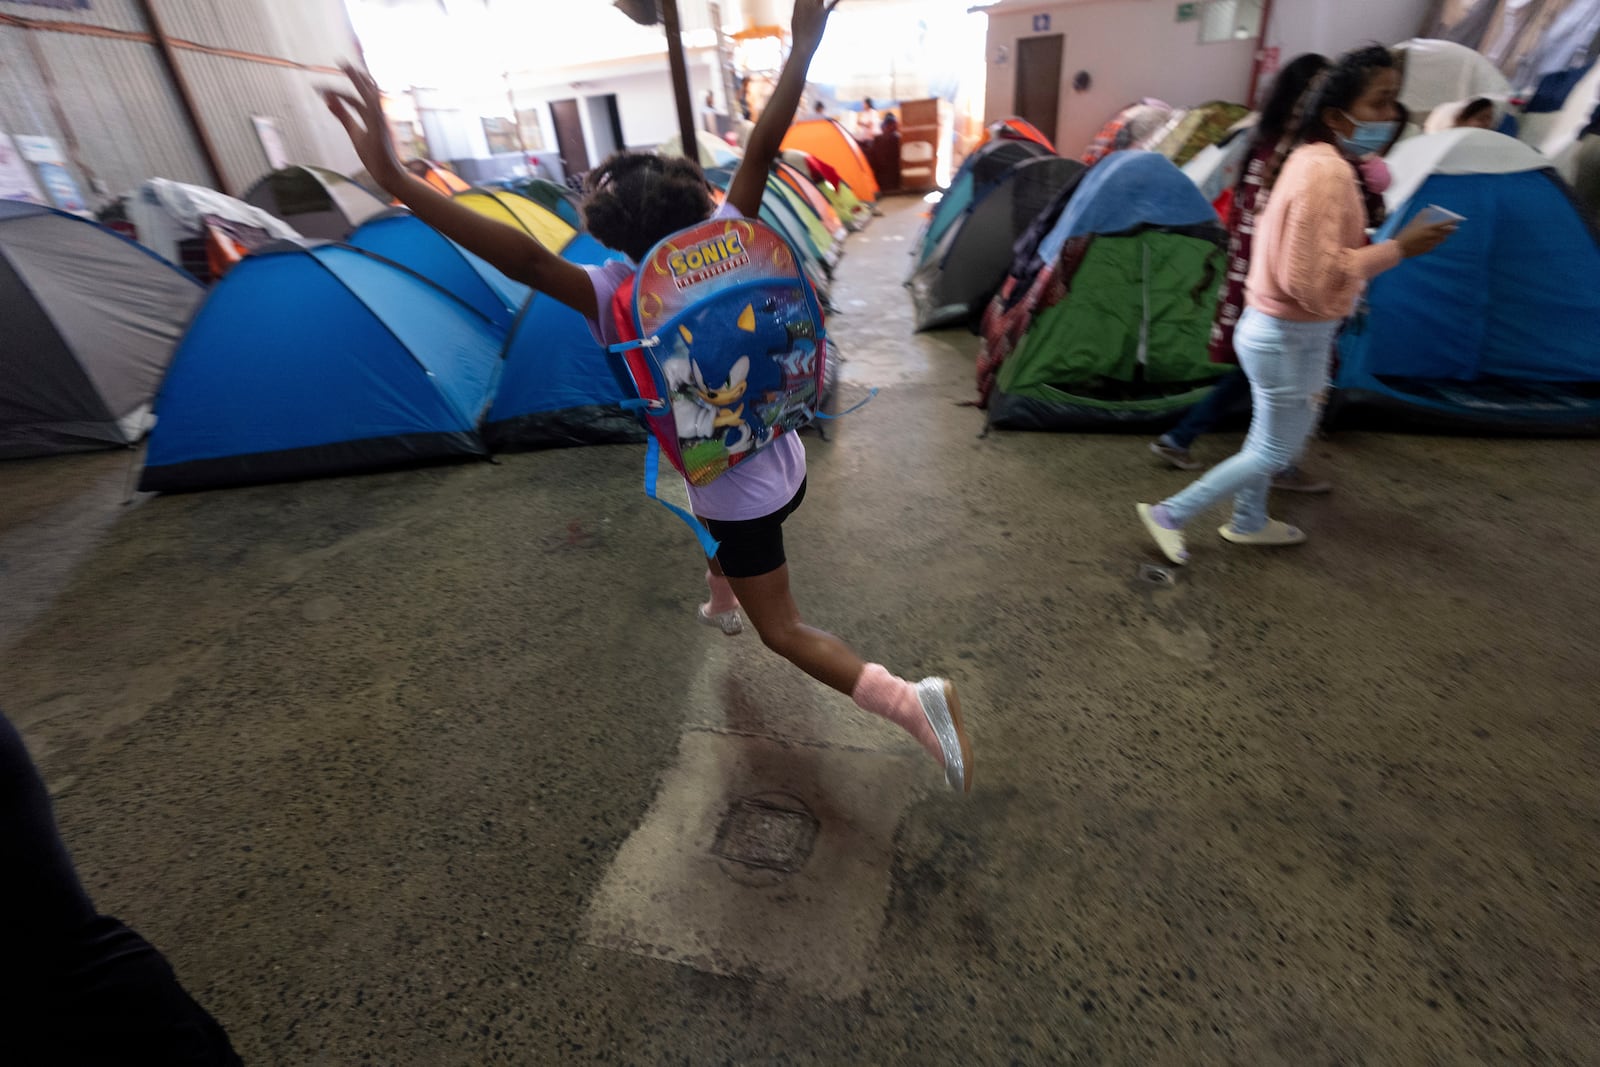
top-left (322, 0), bottom-right (972, 793)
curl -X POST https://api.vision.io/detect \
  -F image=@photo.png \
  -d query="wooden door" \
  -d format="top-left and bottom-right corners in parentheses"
top-left (1014, 34), bottom-right (1064, 148)
top-left (550, 98), bottom-right (591, 176)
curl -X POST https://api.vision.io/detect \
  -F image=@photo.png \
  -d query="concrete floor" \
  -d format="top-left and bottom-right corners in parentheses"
top-left (2, 199), bottom-right (1597, 1065)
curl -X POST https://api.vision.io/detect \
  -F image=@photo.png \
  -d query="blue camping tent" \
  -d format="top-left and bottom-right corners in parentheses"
top-left (1335, 130), bottom-right (1600, 434)
top-left (1037, 149), bottom-right (1219, 266)
top-left (348, 213), bottom-right (645, 450)
top-left (912, 138), bottom-right (1052, 273)
top-left (485, 233), bottom-right (648, 450)
top-left (140, 243), bottom-right (504, 491)
top-left (347, 211), bottom-right (529, 329)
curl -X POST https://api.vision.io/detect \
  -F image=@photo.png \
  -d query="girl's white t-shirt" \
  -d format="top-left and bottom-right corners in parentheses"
top-left (581, 204), bottom-right (806, 522)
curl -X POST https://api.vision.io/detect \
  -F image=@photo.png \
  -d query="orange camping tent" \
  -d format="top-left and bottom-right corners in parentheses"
top-left (406, 159), bottom-right (472, 196)
top-left (985, 117), bottom-right (1057, 154)
top-left (780, 118), bottom-right (879, 202)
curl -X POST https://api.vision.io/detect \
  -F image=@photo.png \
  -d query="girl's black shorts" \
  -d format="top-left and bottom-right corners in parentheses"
top-left (701, 479), bottom-right (807, 578)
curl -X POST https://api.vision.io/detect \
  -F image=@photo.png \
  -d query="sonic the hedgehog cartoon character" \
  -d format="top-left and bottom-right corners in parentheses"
top-left (661, 303), bottom-right (788, 454)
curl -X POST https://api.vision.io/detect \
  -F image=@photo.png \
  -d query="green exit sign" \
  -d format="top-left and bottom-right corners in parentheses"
top-left (1177, 2), bottom-right (1200, 21)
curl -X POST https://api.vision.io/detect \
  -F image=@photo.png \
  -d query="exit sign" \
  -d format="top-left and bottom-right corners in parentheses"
top-left (1177, 2), bottom-right (1200, 21)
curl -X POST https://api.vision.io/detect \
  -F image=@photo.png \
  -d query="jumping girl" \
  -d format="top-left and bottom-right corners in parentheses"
top-left (323, 0), bottom-right (971, 793)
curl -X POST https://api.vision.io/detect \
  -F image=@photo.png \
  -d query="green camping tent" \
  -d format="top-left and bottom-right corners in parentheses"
top-left (979, 152), bottom-right (1228, 430)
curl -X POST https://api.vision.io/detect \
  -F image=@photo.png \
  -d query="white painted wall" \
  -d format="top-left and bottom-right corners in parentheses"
top-left (1263, 0), bottom-right (1433, 65)
top-left (984, 0), bottom-right (1257, 159)
top-left (514, 54), bottom-right (723, 157)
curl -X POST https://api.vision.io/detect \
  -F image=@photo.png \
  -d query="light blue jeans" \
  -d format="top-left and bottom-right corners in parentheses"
top-left (1162, 308), bottom-right (1338, 534)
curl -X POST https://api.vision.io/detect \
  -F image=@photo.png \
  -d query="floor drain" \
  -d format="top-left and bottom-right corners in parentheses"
top-left (1138, 563), bottom-right (1177, 587)
top-left (712, 792), bottom-right (818, 875)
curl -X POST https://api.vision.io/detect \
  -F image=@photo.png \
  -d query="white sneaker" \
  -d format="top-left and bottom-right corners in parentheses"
top-left (1218, 519), bottom-right (1307, 547)
top-left (915, 678), bottom-right (971, 794)
top-left (697, 603), bottom-right (744, 636)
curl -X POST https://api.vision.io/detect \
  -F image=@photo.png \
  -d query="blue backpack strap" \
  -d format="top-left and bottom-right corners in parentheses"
top-left (813, 386), bottom-right (879, 420)
top-left (644, 436), bottom-right (721, 558)
top-left (608, 337), bottom-right (660, 354)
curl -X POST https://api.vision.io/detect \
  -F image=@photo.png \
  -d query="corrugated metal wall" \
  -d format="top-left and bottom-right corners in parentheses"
top-left (175, 50), bottom-right (361, 193)
top-left (0, 0), bottom-right (362, 202)
top-left (0, 0), bottom-right (147, 33)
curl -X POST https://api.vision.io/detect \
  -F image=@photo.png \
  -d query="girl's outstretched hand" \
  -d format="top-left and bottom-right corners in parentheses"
top-left (791, 0), bottom-right (840, 51)
top-left (322, 63), bottom-right (402, 189)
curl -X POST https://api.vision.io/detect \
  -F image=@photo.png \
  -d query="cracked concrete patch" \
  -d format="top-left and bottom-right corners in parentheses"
top-left (583, 729), bottom-right (926, 997)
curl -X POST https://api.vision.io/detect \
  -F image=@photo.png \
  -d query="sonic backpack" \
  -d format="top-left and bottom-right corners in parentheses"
top-left (608, 217), bottom-right (841, 553)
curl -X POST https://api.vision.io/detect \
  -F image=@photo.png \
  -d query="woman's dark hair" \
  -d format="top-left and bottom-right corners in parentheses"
top-left (1458, 97), bottom-right (1495, 124)
top-left (1260, 46), bottom-right (1404, 225)
top-left (1253, 53), bottom-right (1330, 150)
top-left (1297, 45), bottom-right (1399, 145)
top-left (583, 152), bottom-right (715, 262)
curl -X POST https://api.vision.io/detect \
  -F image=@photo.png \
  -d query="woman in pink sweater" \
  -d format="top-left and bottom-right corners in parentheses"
top-left (1139, 47), bottom-right (1457, 565)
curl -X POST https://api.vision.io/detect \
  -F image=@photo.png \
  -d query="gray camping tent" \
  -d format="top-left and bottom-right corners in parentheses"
top-left (0, 200), bottom-right (204, 458)
top-left (909, 156), bottom-right (1086, 331)
top-left (243, 165), bottom-right (387, 240)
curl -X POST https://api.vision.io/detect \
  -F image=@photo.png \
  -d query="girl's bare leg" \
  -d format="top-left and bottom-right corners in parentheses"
top-left (725, 564), bottom-right (864, 694)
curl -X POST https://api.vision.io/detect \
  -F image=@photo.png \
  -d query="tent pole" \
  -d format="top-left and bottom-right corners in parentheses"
top-left (662, 0), bottom-right (701, 161)
top-left (134, 0), bottom-right (229, 193)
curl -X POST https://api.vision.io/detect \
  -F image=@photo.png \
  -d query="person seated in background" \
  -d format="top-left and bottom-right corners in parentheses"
top-left (868, 112), bottom-right (902, 193)
top-left (701, 89), bottom-right (722, 134)
top-left (1424, 96), bottom-right (1500, 134)
top-left (733, 76), bottom-right (752, 121)
top-left (1454, 97), bottom-right (1498, 129)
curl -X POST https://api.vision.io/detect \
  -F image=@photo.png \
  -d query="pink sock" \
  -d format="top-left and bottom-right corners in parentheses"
top-left (852, 664), bottom-right (940, 761)
top-left (704, 570), bottom-right (739, 614)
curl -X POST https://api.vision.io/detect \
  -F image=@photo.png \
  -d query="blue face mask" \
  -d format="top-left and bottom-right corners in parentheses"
top-left (1338, 112), bottom-right (1399, 158)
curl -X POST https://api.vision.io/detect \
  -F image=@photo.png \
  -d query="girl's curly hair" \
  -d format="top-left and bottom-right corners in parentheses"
top-left (583, 152), bottom-right (715, 262)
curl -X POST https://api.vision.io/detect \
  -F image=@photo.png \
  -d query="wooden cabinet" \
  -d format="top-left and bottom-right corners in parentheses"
top-left (897, 98), bottom-right (953, 192)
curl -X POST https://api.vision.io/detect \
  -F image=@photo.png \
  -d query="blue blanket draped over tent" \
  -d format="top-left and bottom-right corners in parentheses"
top-left (1038, 151), bottom-right (1218, 265)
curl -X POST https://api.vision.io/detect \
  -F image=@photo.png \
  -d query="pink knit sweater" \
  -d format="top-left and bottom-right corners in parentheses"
top-left (1246, 142), bottom-right (1403, 322)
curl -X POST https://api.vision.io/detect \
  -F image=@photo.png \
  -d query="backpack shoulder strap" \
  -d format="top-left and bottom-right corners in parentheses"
top-left (611, 275), bottom-right (640, 347)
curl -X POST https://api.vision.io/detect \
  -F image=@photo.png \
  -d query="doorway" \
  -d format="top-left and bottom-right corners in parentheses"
top-left (586, 94), bottom-right (625, 159)
top-left (1014, 34), bottom-right (1064, 147)
top-left (550, 98), bottom-right (591, 176)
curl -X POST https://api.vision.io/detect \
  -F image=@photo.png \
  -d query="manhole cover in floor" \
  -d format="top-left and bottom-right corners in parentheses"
top-left (1137, 563), bottom-right (1177, 587)
top-left (712, 792), bottom-right (818, 875)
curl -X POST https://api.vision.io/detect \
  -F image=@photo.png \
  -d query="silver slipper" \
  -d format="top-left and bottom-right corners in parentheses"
top-left (914, 677), bottom-right (972, 794)
top-left (697, 604), bottom-right (744, 636)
